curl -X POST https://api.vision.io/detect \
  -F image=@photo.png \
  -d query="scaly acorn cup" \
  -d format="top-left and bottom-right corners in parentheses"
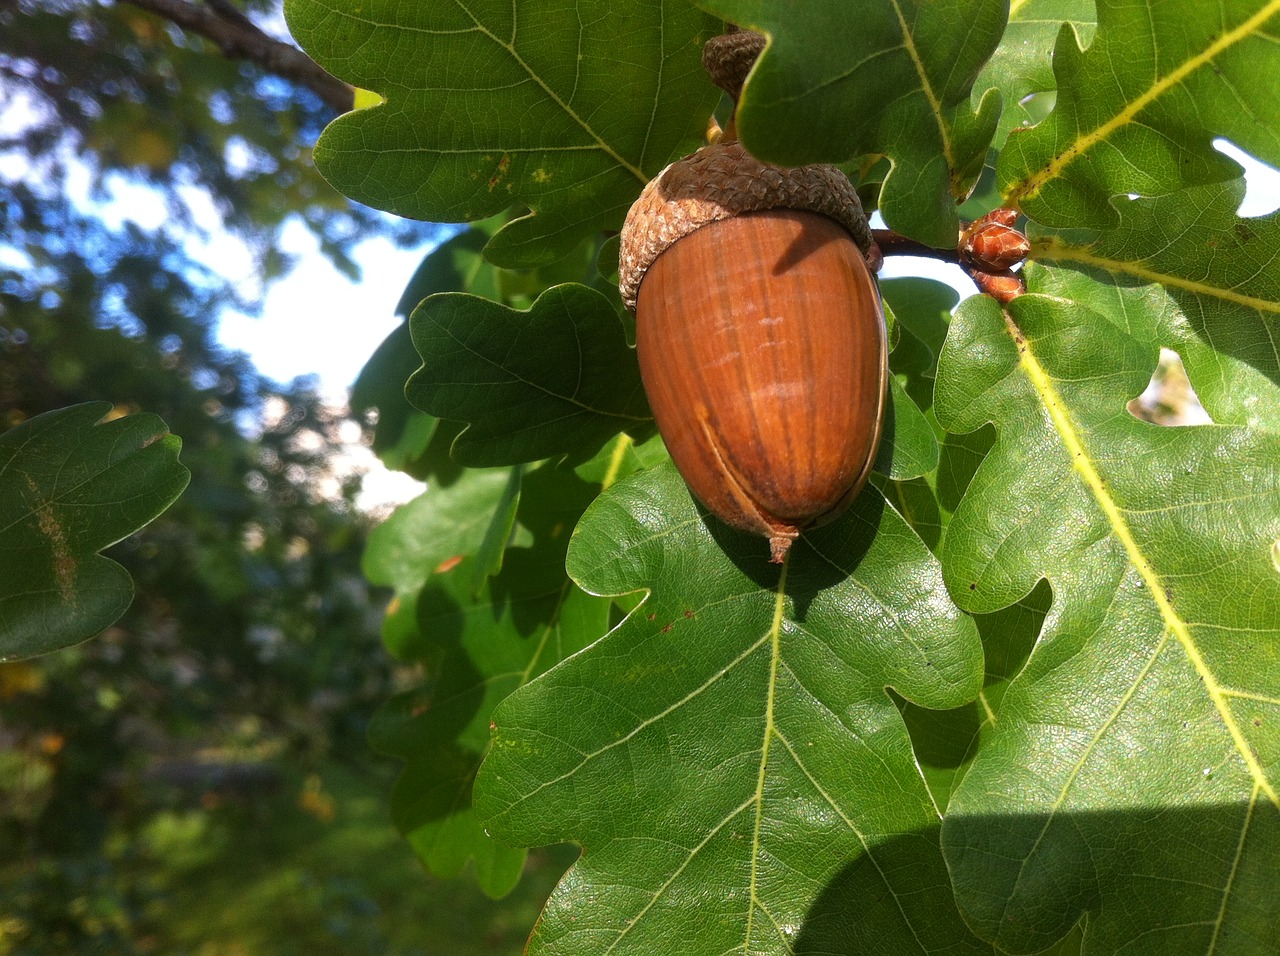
top-left (619, 31), bottom-right (886, 564)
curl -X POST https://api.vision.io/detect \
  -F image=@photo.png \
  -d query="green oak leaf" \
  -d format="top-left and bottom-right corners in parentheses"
top-left (362, 467), bottom-right (518, 596)
top-left (883, 276), bottom-right (960, 413)
top-left (571, 432), bottom-right (670, 488)
top-left (0, 403), bottom-right (189, 659)
top-left (1000, 0), bottom-right (1280, 228)
top-left (285, 0), bottom-right (720, 267)
top-left (350, 321), bottom-right (439, 474)
top-left (877, 474), bottom-right (945, 553)
top-left (936, 294), bottom-right (1280, 952)
top-left (369, 463), bottom-right (608, 897)
top-left (353, 229), bottom-right (491, 474)
top-left (475, 462), bottom-right (985, 954)
top-left (1026, 179), bottom-right (1280, 430)
top-left (973, 0), bottom-right (1097, 144)
top-left (698, 0), bottom-right (1006, 246)
top-left (470, 463), bottom-right (523, 595)
top-left (876, 376), bottom-right (939, 481)
top-left (407, 284), bottom-right (652, 467)
top-left (898, 579), bottom-right (1052, 810)
top-left (395, 228), bottom-right (492, 317)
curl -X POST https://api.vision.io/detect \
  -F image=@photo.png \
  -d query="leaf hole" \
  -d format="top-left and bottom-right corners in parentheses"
top-left (1128, 349), bottom-right (1212, 427)
top-left (1213, 140), bottom-right (1280, 217)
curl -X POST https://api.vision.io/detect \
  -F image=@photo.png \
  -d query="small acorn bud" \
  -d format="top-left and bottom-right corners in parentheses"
top-left (960, 209), bottom-right (1029, 272)
top-left (972, 269), bottom-right (1025, 305)
top-left (620, 137), bottom-right (886, 563)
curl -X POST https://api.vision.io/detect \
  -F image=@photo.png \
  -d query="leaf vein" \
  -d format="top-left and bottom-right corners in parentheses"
top-left (1005, 308), bottom-right (1280, 809)
top-left (1009, 0), bottom-right (1280, 203)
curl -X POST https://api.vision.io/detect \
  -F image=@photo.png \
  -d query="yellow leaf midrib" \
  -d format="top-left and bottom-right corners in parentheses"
top-left (744, 556), bottom-right (789, 951)
top-left (1007, 0), bottom-right (1280, 205)
top-left (1003, 308), bottom-right (1278, 810)
top-left (887, 0), bottom-right (956, 174)
top-left (1032, 237), bottom-right (1280, 314)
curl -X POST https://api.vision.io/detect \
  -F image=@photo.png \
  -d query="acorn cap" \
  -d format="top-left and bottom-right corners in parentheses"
top-left (701, 28), bottom-right (767, 100)
top-left (618, 140), bottom-right (874, 313)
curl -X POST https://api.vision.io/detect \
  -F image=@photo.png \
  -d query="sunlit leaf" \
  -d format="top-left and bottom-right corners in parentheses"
top-left (898, 580), bottom-right (1052, 810)
top-left (572, 432), bottom-right (670, 489)
top-left (476, 462), bottom-right (985, 953)
top-left (285, 0), bottom-right (720, 267)
top-left (362, 467), bottom-right (517, 596)
top-left (470, 464), bottom-right (523, 595)
top-left (1000, 0), bottom-right (1280, 228)
top-left (937, 294), bottom-right (1280, 952)
top-left (1027, 178), bottom-right (1280, 429)
top-left (0, 403), bottom-right (189, 659)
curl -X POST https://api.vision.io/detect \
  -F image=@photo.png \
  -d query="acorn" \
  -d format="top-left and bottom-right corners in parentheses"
top-left (619, 31), bottom-right (886, 563)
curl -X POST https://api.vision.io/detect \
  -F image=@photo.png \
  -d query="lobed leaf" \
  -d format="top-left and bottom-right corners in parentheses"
top-left (0, 404), bottom-right (189, 659)
top-left (936, 294), bottom-right (1280, 952)
top-left (698, 0), bottom-right (1007, 246)
top-left (352, 228), bottom-right (491, 474)
top-left (406, 284), bottom-right (652, 467)
top-left (475, 462), bottom-right (985, 954)
top-left (972, 0), bottom-right (1097, 144)
top-left (1027, 179), bottom-right (1280, 430)
top-left (1000, 0), bottom-right (1280, 228)
top-left (362, 467), bottom-right (519, 596)
top-left (285, 0), bottom-right (720, 267)
top-left (369, 462), bottom-right (609, 897)
top-left (876, 376), bottom-right (940, 481)
top-left (883, 276), bottom-right (961, 413)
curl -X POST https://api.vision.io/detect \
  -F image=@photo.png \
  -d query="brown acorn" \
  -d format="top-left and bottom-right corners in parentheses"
top-left (619, 36), bottom-right (886, 562)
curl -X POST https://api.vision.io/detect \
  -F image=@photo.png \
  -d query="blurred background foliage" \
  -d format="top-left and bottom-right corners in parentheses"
top-left (0, 1), bottom-right (565, 951)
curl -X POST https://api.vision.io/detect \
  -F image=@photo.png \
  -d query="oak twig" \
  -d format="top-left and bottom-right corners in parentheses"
top-left (120, 0), bottom-right (353, 113)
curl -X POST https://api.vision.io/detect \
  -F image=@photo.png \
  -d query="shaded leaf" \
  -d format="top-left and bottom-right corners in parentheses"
top-left (369, 463), bottom-right (608, 897)
top-left (362, 467), bottom-right (516, 596)
top-left (286, 0), bottom-right (720, 267)
top-left (973, 0), bottom-right (1097, 144)
top-left (875, 376), bottom-right (939, 481)
top-left (349, 320), bottom-right (438, 472)
top-left (407, 284), bottom-right (651, 467)
top-left (470, 464), bottom-right (523, 595)
top-left (1027, 179), bottom-right (1280, 429)
top-left (395, 228), bottom-right (491, 318)
top-left (883, 276), bottom-right (960, 413)
top-left (353, 228), bottom-right (493, 473)
top-left (699, 0), bottom-right (1007, 245)
top-left (0, 403), bottom-right (189, 659)
top-left (1000, 0), bottom-right (1280, 227)
top-left (936, 294), bottom-right (1280, 952)
top-left (475, 462), bottom-right (985, 954)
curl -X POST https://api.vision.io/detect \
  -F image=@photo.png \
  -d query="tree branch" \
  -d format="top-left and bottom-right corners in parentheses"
top-left (871, 229), bottom-right (961, 264)
top-left (119, 0), bottom-right (354, 114)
